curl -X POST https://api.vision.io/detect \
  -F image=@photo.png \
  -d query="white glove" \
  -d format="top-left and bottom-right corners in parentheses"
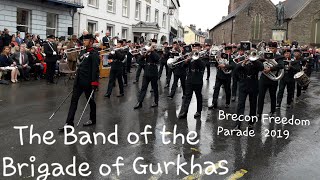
top-left (111, 50), bottom-right (115, 55)
top-left (53, 51), bottom-right (57, 56)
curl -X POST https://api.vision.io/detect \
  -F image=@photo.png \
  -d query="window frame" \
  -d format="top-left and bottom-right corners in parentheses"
top-left (162, 13), bottom-right (167, 28)
top-left (107, 24), bottom-right (115, 37)
top-left (87, 20), bottom-right (98, 34)
top-left (146, 5), bottom-right (151, 22)
top-left (135, 1), bottom-right (141, 20)
top-left (155, 9), bottom-right (159, 23)
top-left (121, 27), bottom-right (128, 39)
top-left (107, 0), bottom-right (116, 13)
top-left (122, 0), bottom-right (129, 17)
top-left (88, 0), bottom-right (99, 8)
top-left (16, 8), bottom-right (31, 33)
top-left (46, 13), bottom-right (58, 37)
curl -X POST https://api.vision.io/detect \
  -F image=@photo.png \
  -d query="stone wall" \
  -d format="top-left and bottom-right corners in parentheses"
top-left (210, 0), bottom-right (276, 45)
top-left (287, 0), bottom-right (320, 45)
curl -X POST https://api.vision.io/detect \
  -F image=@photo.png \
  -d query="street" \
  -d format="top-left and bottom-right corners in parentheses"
top-left (1, 68), bottom-right (320, 180)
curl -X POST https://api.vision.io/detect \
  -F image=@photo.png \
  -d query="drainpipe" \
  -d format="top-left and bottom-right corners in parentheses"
top-left (231, 17), bottom-right (234, 43)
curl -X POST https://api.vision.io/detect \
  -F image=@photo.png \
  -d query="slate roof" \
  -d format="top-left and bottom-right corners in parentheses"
top-left (284, 0), bottom-right (312, 19)
top-left (211, 0), bottom-right (253, 30)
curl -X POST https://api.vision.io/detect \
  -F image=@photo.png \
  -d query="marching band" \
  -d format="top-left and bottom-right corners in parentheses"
top-left (57, 33), bottom-right (315, 132)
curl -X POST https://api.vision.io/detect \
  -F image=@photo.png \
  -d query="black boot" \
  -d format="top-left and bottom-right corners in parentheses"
top-left (151, 102), bottom-right (158, 108)
top-left (58, 123), bottom-right (74, 132)
top-left (208, 102), bottom-right (217, 109)
top-left (83, 120), bottom-right (96, 126)
top-left (134, 102), bottom-right (142, 109)
top-left (178, 112), bottom-right (187, 119)
top-left (194, 112), bottom-right (201, 118)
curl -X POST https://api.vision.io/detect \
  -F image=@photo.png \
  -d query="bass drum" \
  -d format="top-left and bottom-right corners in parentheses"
top-left (294, 71), bottom-right (310, 87)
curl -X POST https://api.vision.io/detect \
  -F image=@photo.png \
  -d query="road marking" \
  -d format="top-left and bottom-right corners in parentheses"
top-left (181, 162), bottom-right (221, 180)
top-left (226, 169), bottom-right (248, 180)
top-left (190, 148), bottom-right (201, 153)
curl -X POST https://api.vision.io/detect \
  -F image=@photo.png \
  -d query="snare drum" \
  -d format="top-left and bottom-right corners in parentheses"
top-left (294, 71), bottom-right (310, 87)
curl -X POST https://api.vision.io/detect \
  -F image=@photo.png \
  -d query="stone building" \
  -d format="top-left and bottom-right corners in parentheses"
top-left (210, 0), bottom-right (320, 46)
top-left (209, 0), bottom-right (276, 45)
top-left (0, 0), bottom-right (82, 39)
top-left (284, 0), bottom-right (320, 46)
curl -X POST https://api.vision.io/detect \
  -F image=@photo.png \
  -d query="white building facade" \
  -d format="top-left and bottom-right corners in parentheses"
top-left (168, 0), bottom-right (183, 43)
top-left (75, 0), bottom-right (171, 44)
top-left (0, 0), bottom-right (81, 39)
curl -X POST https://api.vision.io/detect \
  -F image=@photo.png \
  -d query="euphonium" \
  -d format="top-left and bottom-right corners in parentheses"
top-left (262, 58), bottom-right (284, 81)
top-left (218, 54), bottom-right (232, 74)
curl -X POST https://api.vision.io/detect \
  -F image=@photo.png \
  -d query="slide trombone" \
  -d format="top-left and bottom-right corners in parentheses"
top-left (64, 46), bottom-right (86, 54)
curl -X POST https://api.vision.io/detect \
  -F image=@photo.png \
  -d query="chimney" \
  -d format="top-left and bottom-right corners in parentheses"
top-left (190, 24), bottom-right (196, 30)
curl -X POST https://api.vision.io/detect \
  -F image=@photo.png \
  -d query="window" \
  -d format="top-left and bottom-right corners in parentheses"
top-left (312, 20), bottom-right (320, 44)
top-left (252, 14), bottom-right (262, 40)
top-left (17, 8), bottom-right (30, 33)
top-left (155, 9), bottom-right (159, 23)
top-left (135, 1), bottom-right (141, 20)
top-left (122, 28), bottom-right (128, 39)
top-left (162, 13), bottom-right (166, 28)
top-left (163, 0), bottom-right (167, 6)
top-left (122, 0), bottom-right (129, 17)
top-left (46, 13), bottom-right (57, 36)
top-left (108, 0), bottom-right (116, 13)
top-left (107, 24), bottom-right (115, 37)
top-left (87, 21), bottom-right (97, 34)
top-left (146, 6), bottom-right (151, 22)
top-left (88, 0), bottom-right (98, 7)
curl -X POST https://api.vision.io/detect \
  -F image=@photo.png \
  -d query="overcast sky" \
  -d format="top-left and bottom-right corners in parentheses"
top-left (180, 0), bottom-right (283, 31)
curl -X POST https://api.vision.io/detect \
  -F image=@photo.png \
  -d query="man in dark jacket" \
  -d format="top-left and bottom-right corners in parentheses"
top-left (276, 49), bottom-right (300, 108)
top-left (58, 34), bottom-right (100, 131)
top-left (178, 43), bottom-right (206, 119)
top-left (134, 44), bottom-right (161, 109)
top-left (43, 35), bottom-right (58, 84)
top-left (104, 40), bottom-right (126, 97)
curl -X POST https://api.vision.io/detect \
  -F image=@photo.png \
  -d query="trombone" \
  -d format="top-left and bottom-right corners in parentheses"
top-left (64, 46), bottom-right (86, 54)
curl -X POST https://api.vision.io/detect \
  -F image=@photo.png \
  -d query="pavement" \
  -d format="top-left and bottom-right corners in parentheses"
top-left (0, 67), bottom-right (320, 180)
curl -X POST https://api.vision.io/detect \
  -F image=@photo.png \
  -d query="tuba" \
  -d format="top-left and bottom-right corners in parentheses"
top-left (262, 54), bottom-right (284, 81)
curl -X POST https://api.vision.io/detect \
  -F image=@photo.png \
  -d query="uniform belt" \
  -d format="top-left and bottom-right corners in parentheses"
top-left (191, 69), bottom-right (202, 72)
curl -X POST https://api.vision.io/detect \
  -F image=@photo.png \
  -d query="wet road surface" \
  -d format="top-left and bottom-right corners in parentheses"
top-left (0, 67), bottom-right (320, 180)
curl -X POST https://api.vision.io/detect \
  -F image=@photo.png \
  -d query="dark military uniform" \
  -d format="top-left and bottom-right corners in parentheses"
top-left (235, 59), bottom-right (264, 127)
top-left (158, 47), bottom-right (170, 80)
top-left (135, 53), bottom-right (146, 83)
top-left (277, 58), bottom-right (300, 107)
top-left (232, 53), bottom-right (243, 100)
top-left (122, 47), bottom-right (129, 85)
top-left (178, 57), bottom-right (205, 118)
top-left (134, 50), bottom-right (160, 108)
top-left (209, 54), bottom-right (235, 108)
top-left (202, 49), bottom-right (211, 80)
top-left (126, 47), bottom-right (133, 73)
top-left (168, 56), bottom-right (186, 98)
top-left (105, 48), bottom-right (126, 96)
top-left (257, 54), bottom-right (284, 116)
top-left (65, 47), bottom-right (100, 126)
top-left (296, 56), bottom-right (313, 97)
top-left (43, 38), bottom-right (58, 84)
